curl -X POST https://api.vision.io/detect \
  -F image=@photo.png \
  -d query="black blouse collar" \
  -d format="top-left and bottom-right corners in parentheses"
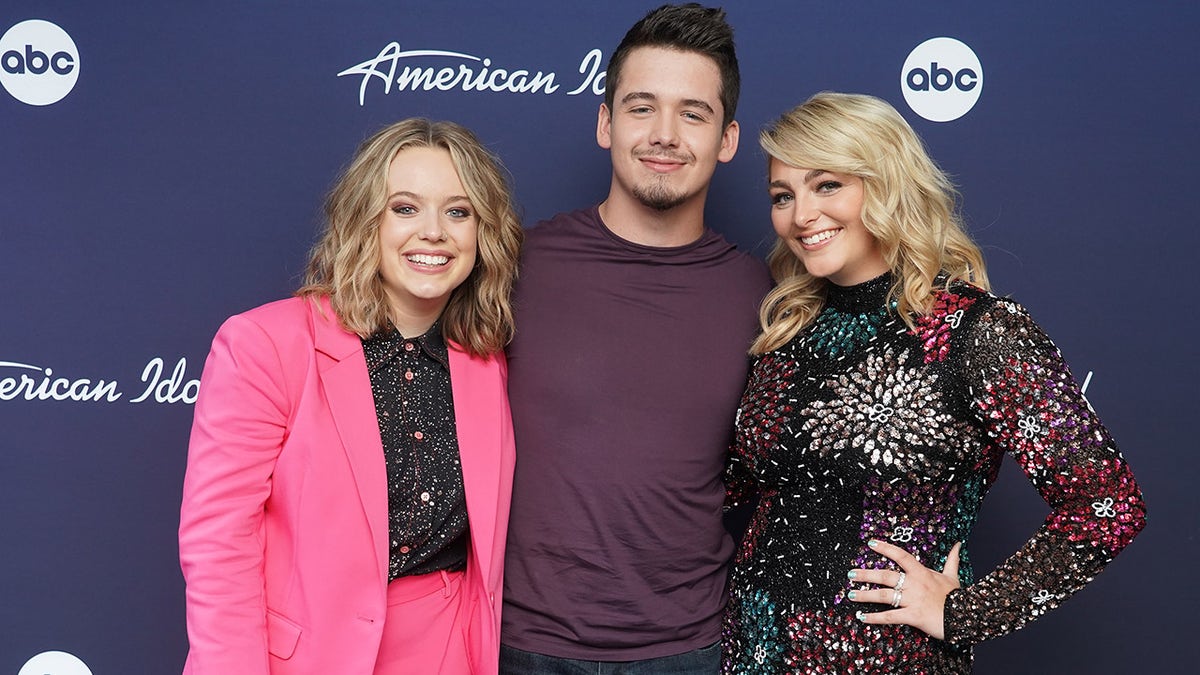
top-left (362, 321), bottom-right (449, 372)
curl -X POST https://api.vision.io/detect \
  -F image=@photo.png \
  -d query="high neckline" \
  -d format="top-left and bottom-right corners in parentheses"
top-left (825, 272), bottom-right (893, 313)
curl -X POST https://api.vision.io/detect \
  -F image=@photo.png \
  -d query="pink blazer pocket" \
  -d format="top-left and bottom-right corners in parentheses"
top-left (266, 608), bottom-right (303, 660)
top-left (462, 596), bottom-right (480, 674)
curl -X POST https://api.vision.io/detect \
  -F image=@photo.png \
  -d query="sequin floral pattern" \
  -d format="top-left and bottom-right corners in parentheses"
top-left (721, 274), bottom-right (1145, 674)
top-left (912, 291), bottom-right (977, 363)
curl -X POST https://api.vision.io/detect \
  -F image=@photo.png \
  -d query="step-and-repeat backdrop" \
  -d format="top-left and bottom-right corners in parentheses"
top-left (2, 2), bottom-right (1194, 673)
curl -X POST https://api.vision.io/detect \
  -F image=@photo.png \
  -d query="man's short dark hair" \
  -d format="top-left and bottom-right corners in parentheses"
top-left (605, 3), bottom-right (740, 128)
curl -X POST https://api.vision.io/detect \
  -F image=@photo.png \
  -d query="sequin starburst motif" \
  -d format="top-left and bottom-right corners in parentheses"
top-left (800, 345), bottom-right (954, 473)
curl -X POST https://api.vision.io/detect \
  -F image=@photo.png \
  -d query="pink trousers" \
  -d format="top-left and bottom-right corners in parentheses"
top-left (373, 569), bottom-right (469, 674)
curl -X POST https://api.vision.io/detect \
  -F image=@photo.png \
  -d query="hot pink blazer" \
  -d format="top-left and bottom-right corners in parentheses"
top-left (179, 296), bottom-right (514, 674)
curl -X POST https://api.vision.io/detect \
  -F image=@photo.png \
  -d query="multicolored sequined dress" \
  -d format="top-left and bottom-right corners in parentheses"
top-left (722, 274), bottom-right (1145, 674)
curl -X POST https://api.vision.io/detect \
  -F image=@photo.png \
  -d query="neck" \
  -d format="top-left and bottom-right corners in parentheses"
top-left (597, 191), bottom-right (707, 248)
top-left (387, 299), bottom-right (446, 339)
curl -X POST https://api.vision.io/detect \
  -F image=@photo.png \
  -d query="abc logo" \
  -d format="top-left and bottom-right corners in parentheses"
top-left (0, 19), bottom-right (80, 106)
top-left (18, 651), bottom-right (93, 675)
top-left (900, 37), bottom-right (982, 122)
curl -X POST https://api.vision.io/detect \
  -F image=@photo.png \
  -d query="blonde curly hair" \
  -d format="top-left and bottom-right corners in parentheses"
top-left (752, 92), bottom-right (988, 354)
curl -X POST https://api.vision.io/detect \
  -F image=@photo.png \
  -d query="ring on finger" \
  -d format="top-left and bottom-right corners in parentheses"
top-left (895, 571), bottom-right (906, 592)
top-left (891, 588), bottom-right (903, 608)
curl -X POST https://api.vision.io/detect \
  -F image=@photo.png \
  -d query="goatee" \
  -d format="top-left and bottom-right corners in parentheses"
top-left (633, 181), bottom-right (685, 211)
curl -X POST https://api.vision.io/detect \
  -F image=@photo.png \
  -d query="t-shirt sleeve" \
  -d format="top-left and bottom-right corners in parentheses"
top-left (942, 297), bottom-right (1146, 645)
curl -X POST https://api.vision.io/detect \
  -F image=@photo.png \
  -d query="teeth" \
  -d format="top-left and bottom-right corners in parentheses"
top-left (406, 254), bottom-right (449, 266)
top-left (801, 230), bottom-right (838, 246)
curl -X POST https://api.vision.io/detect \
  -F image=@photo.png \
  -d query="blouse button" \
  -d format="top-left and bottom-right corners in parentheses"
top-left (404, 342), bottom-right (414, 352)
top-left (404, 370), bottom-right (414, 381)
top-left (399, 545), bottom-right (410, 554)
top-left (414, 431), bottom-right (424, 440)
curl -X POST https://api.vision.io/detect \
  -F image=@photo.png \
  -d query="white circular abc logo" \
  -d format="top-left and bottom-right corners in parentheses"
top-left (0, 19), bottom-right (80, 106)
top-left (18, 651), bottom-right (93, 675)
top-left (900, 37), bottom-right (982, 122)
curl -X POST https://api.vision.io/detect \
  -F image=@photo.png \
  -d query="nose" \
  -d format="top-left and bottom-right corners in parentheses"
top-left (792, 194), bottom-right (820, 229)
top-left (419, 213), bottom-right (447, 242)
top-left (648, 111), bottom-right (679, 147)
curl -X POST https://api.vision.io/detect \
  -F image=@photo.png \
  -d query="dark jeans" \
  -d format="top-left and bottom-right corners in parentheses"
top-left (499, 642), bottom-right (720, 675)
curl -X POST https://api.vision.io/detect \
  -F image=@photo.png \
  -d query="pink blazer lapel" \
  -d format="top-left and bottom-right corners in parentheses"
top-left (309, 298), bottom-right (389, 582)
top-left (449, 345), bottom-right (505, 588)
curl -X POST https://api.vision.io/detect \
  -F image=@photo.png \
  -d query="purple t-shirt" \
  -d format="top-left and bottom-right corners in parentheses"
top-left (502, 206), bottom-right (772, 660)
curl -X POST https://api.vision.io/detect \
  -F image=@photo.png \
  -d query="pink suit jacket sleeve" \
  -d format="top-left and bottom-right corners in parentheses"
top-left (179, 308), bottom-right (292, 674)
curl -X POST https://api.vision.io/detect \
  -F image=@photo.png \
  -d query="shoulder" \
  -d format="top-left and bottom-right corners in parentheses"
top-left (232, 296), bottom-right (315, 324)
top-left (696, 230), bottom-right (772, 291)
top-left (525, 207), bottom-right (597, 241)
top-left (729, 246), bottom-right (772, 283)
top-left (930, 281), bottom-right (1025, 322)
top-left (932, 282), bottom-right (1059, 362)
top-left (216, 297), bottom-right (309, 336)
top-left (212, 297), bottom-right (331, 354)
top-left (938, 281), bottom-right (1034, 325)
top-left (518, 207), bottom-right (606, 267)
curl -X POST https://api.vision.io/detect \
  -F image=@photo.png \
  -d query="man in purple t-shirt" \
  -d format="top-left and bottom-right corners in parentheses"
top-left (500, 5), bottom-right (772, 674)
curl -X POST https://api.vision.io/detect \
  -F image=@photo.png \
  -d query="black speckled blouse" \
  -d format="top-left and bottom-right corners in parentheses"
top-left (722, 274), bottom-right (1145, 674)
top-left (361, 322), bottom-right (469, 581)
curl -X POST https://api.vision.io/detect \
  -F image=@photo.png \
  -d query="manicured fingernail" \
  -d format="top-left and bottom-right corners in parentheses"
top-left (847, 570), bottom-right (857, 579)
top-left (855, 611), bottom-right (866, 621)
top-left (847, 591), bottom-right (857, 600)
top-left (868, 539), bottom-right (879, 548)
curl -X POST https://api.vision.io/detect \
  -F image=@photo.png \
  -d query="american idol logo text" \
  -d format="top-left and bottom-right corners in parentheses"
top-left (0, 357), bottom-right (200, 404)
top-left (338, 42), bottom-right (606, 106)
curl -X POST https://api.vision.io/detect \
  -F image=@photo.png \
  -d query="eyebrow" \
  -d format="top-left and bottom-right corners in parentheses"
top-left (804, 169), bottom-right (828, 183)
top-left (768, 170), bottom-right (833, 190)
top-left (387, 191), bottom-right (472, 203)
top-left (620, 91), bottom-right (716, 115)
top-left (621, 91), bottom-right (657, 105)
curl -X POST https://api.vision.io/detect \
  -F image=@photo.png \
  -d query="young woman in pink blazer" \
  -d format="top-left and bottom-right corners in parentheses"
top-left (179, 119), bottom-right (523, 674)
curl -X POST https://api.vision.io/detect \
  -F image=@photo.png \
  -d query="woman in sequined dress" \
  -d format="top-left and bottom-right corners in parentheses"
top-left (721, 92), bottom-right (1145, 674)
top-left (179, 119), bottom-right (523, 674)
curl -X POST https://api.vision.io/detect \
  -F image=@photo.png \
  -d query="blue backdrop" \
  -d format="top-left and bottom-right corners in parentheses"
top-left (2, 2), bottom-right (1195, 673)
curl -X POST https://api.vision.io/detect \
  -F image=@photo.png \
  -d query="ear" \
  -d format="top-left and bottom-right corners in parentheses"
top-left (717, 120), bottom-right (740, 164)
top-left (596, 103), bottom-right (612, 150)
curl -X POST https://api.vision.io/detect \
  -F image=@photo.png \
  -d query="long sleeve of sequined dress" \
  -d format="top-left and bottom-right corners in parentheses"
top-left (940, 297), bottom-right (1146, 645)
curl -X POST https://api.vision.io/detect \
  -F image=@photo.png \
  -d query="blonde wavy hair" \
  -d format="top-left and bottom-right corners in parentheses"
top-left (298, 118), bottom-right (523, 357)
top-left (752, 92), bottom-right (989, 354)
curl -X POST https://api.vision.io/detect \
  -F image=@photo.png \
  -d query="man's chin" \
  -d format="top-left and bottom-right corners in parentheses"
top-left (633, 186), bottom-right (686, 212)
